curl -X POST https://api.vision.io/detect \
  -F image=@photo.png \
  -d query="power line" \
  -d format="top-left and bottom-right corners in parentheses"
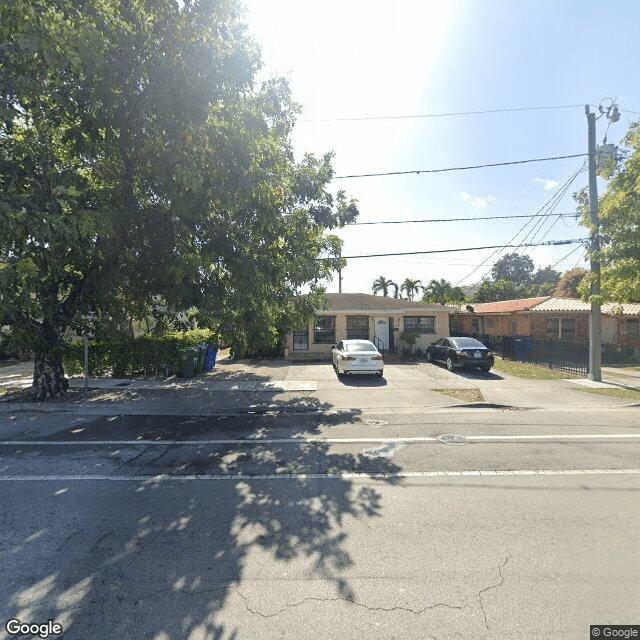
top-left (453, 162), bottom-right (587, 285)
top-left (299, 104), bottom-right (585, 123)
top-left (334, 154), bottom-right (587, 179)
top-left (549, 243), bottom-right (585, 269)
top-left (351, 213), bottom-right (578, 226)
top-left (328, 239), bottom-right (586, 260)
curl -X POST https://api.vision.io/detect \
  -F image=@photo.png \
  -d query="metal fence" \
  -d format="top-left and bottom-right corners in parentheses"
top-left (452, 332), bottom-right (590, 375)
top-left (602, 343), bottom-right (640, 365)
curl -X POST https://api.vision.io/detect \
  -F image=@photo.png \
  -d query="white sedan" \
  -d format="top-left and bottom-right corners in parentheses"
top-left (332, 339), bottom-right (384, 377)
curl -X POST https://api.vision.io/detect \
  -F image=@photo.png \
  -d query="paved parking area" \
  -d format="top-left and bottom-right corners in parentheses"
top-left (1, 356), bottom-right (638, 415)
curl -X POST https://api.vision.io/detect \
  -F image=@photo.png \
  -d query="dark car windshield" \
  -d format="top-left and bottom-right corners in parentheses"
top-left (345, 342), bottom-right (377, 352)
top-left (450, 337), bottom-right (487, 349)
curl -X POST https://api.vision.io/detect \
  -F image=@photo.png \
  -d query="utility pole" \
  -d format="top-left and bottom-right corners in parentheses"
top-left (337, 247), bottom-right (343, 293)
top-left (585, 105), bottom-right (601, 381)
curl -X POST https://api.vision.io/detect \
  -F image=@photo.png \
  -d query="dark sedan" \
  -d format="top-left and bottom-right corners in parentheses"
top-left (426, 337), bottom-right (494, 372)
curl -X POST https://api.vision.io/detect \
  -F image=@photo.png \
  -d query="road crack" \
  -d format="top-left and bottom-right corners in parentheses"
top-left (478, 555), bottom-right (511, 631)
top-left (233, 588), bottom-right (463, 619)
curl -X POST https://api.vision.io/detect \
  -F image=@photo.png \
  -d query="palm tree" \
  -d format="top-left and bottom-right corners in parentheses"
top-left (400, 278), bottom-right (422, 300)
top-left (372, 276), bottom-right (397, 297)
top-left (422, 278), bottom-right (465, 304)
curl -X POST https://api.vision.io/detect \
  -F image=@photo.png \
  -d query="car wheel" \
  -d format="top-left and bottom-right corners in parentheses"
top-left (446, 356), bottom-right (455, 372)
top-left (425, 351), bottom-right (432, 363)
top-left (376, 371), bottom-right (384, 377)
top-left (480, 366), bottom-right (491, 373)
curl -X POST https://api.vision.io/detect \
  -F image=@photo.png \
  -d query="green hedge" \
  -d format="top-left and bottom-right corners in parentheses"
top-left (63, 329), bottom-right (218, 378)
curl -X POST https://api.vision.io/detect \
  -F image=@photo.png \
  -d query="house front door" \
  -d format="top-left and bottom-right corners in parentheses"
top-left (374, 317), bottom-right (389, 350)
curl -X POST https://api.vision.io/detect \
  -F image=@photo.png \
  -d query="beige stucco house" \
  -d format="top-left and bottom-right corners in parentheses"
top-left (284, 293), bottom-right (455, 360)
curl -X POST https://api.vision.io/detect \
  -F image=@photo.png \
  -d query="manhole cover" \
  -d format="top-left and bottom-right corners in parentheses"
top-left (366, 419), bottom-right (389, 426)
top-left (437, 434), bottom-right (468, 445)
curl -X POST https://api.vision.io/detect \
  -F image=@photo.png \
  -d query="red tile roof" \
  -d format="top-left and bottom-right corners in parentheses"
top-left (471, 297), bottom-right (551, 314)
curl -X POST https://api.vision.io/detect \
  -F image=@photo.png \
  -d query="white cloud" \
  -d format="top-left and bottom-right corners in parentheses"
top-left (533, 178), bottom-right (559, 191)
top-left (460, 191), bottom-right (496, 209)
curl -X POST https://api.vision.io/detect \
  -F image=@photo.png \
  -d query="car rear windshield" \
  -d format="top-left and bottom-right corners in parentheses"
top-left (451, 338), bottom-right (486, 348)
top-left (345, 342), bottom-right (377, 352)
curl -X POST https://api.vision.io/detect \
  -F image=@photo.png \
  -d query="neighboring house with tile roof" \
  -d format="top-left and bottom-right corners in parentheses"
top-left (452, 297), bottom-right (551, 337)
top-left (604, 303), bottom-right (640, 346)
top-left (529, 297), bottom-right (604, 341)
top-left (455, 296), bottom-right (640, 346)
top-left (284, 293), bottom-right (456, 360)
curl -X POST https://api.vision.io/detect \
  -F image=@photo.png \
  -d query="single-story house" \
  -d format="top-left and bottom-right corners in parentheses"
top-left (530, 299), bottom-right (640, 345)
top-left (455, 297), bottom-right (640, 346)
top-left (604, 302), bottom-right (640, 345)
top-left (452, 297), bottom-right (551, 336)
top-left (284, 293), bottom-right (455, 360)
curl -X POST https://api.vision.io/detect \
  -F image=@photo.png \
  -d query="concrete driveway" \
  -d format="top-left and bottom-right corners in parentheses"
top-left (2, 355), bottom-right (638, 415)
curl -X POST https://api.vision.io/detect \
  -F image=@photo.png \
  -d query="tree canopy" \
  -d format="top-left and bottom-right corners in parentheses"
top-left (490, 253), bottom-right (535, 284)
top-left (371, 276), bottom-right (397, 297)
top-left (554, 268), bottom-right (589, 298)
top-left (0, 0), bottom-right (357, 398)
top-left (578, 121), bottom-right (640, 302)
top-left (421, 279), bottom-right (465, 304)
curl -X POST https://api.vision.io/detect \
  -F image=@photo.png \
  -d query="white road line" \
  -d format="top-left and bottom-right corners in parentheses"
top-left (0, 469), bottom-right (640, 481)
top-left (2, 434), bottom-right (640, 446)
top-left (467, 434), bottom-right (640, 442)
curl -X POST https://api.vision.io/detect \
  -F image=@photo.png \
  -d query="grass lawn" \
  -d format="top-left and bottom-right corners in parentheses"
top-left (492, 358), bottom-right (581, 380)
top-left (574, 387), bottom-right (640, 401)
top-left (433, 388), bottom-right (485, 403)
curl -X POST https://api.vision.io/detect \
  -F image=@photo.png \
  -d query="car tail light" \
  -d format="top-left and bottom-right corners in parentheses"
top-left (371, 355), bottom-right (383, 360)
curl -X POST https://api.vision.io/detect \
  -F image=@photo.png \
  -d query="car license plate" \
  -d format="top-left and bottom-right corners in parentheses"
top-left (474, 351), bottom-right (481, 358)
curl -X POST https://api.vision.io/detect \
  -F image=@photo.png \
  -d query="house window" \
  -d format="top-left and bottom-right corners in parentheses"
top-left (546, 317), bottom-right (575, 339)
top-left (627, 319), bottom-right (640, 339)
top-left (347, 316), bottom-right (369, 340)
top-left (561, 318), bottom-right (575, 339)
top-left (293, 328), bottom-right (309, 350)
top-left (404, 316), bottom-right (436, 334)
top-left (486, 319), bottom-right (495, 328)
top-left (314, 316), bottom-right (336, 344)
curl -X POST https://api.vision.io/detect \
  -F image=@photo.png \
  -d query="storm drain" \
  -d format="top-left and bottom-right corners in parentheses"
top-left (437, 434), bottom-right (469, 446)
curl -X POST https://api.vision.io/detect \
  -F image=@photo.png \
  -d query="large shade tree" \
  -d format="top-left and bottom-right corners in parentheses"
top-left (0, 0), bottom-right (357, 399)
top-left (577, 121), bottom-right (640, 302)
top-left (490, 253), bottom-right (535, 284)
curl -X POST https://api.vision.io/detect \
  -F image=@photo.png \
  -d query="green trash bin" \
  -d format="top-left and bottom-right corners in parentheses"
top-left (195, 344), bottom-right (205, 373)
top-left (178, 348), bottom-right (196, 378)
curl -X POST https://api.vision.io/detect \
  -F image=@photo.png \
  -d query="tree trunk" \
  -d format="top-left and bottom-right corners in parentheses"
top-left (30, 351), bottom-right (69, 401)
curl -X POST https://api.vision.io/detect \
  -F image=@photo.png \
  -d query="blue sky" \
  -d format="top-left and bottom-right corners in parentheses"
top-left (244, 0), bottom-right (640, 295)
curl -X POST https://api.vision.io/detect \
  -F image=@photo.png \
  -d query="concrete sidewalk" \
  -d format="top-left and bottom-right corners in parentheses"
top-left (1, 356), bottom-right (639, 416)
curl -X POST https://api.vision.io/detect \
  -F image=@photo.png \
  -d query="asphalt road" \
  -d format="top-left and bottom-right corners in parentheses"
top-left (1, 409), bottom-right (639, 640)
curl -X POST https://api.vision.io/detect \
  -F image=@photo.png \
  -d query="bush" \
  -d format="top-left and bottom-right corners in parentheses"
top-left (63, 329), bottom-right (219, 378)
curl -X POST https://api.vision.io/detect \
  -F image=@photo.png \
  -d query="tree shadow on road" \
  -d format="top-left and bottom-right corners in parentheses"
top-left (1, 409), bottom-right (403, 639)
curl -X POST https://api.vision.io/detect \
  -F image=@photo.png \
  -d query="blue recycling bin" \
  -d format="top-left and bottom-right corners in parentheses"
top-left (204, 346), bottom-right (218, 370)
